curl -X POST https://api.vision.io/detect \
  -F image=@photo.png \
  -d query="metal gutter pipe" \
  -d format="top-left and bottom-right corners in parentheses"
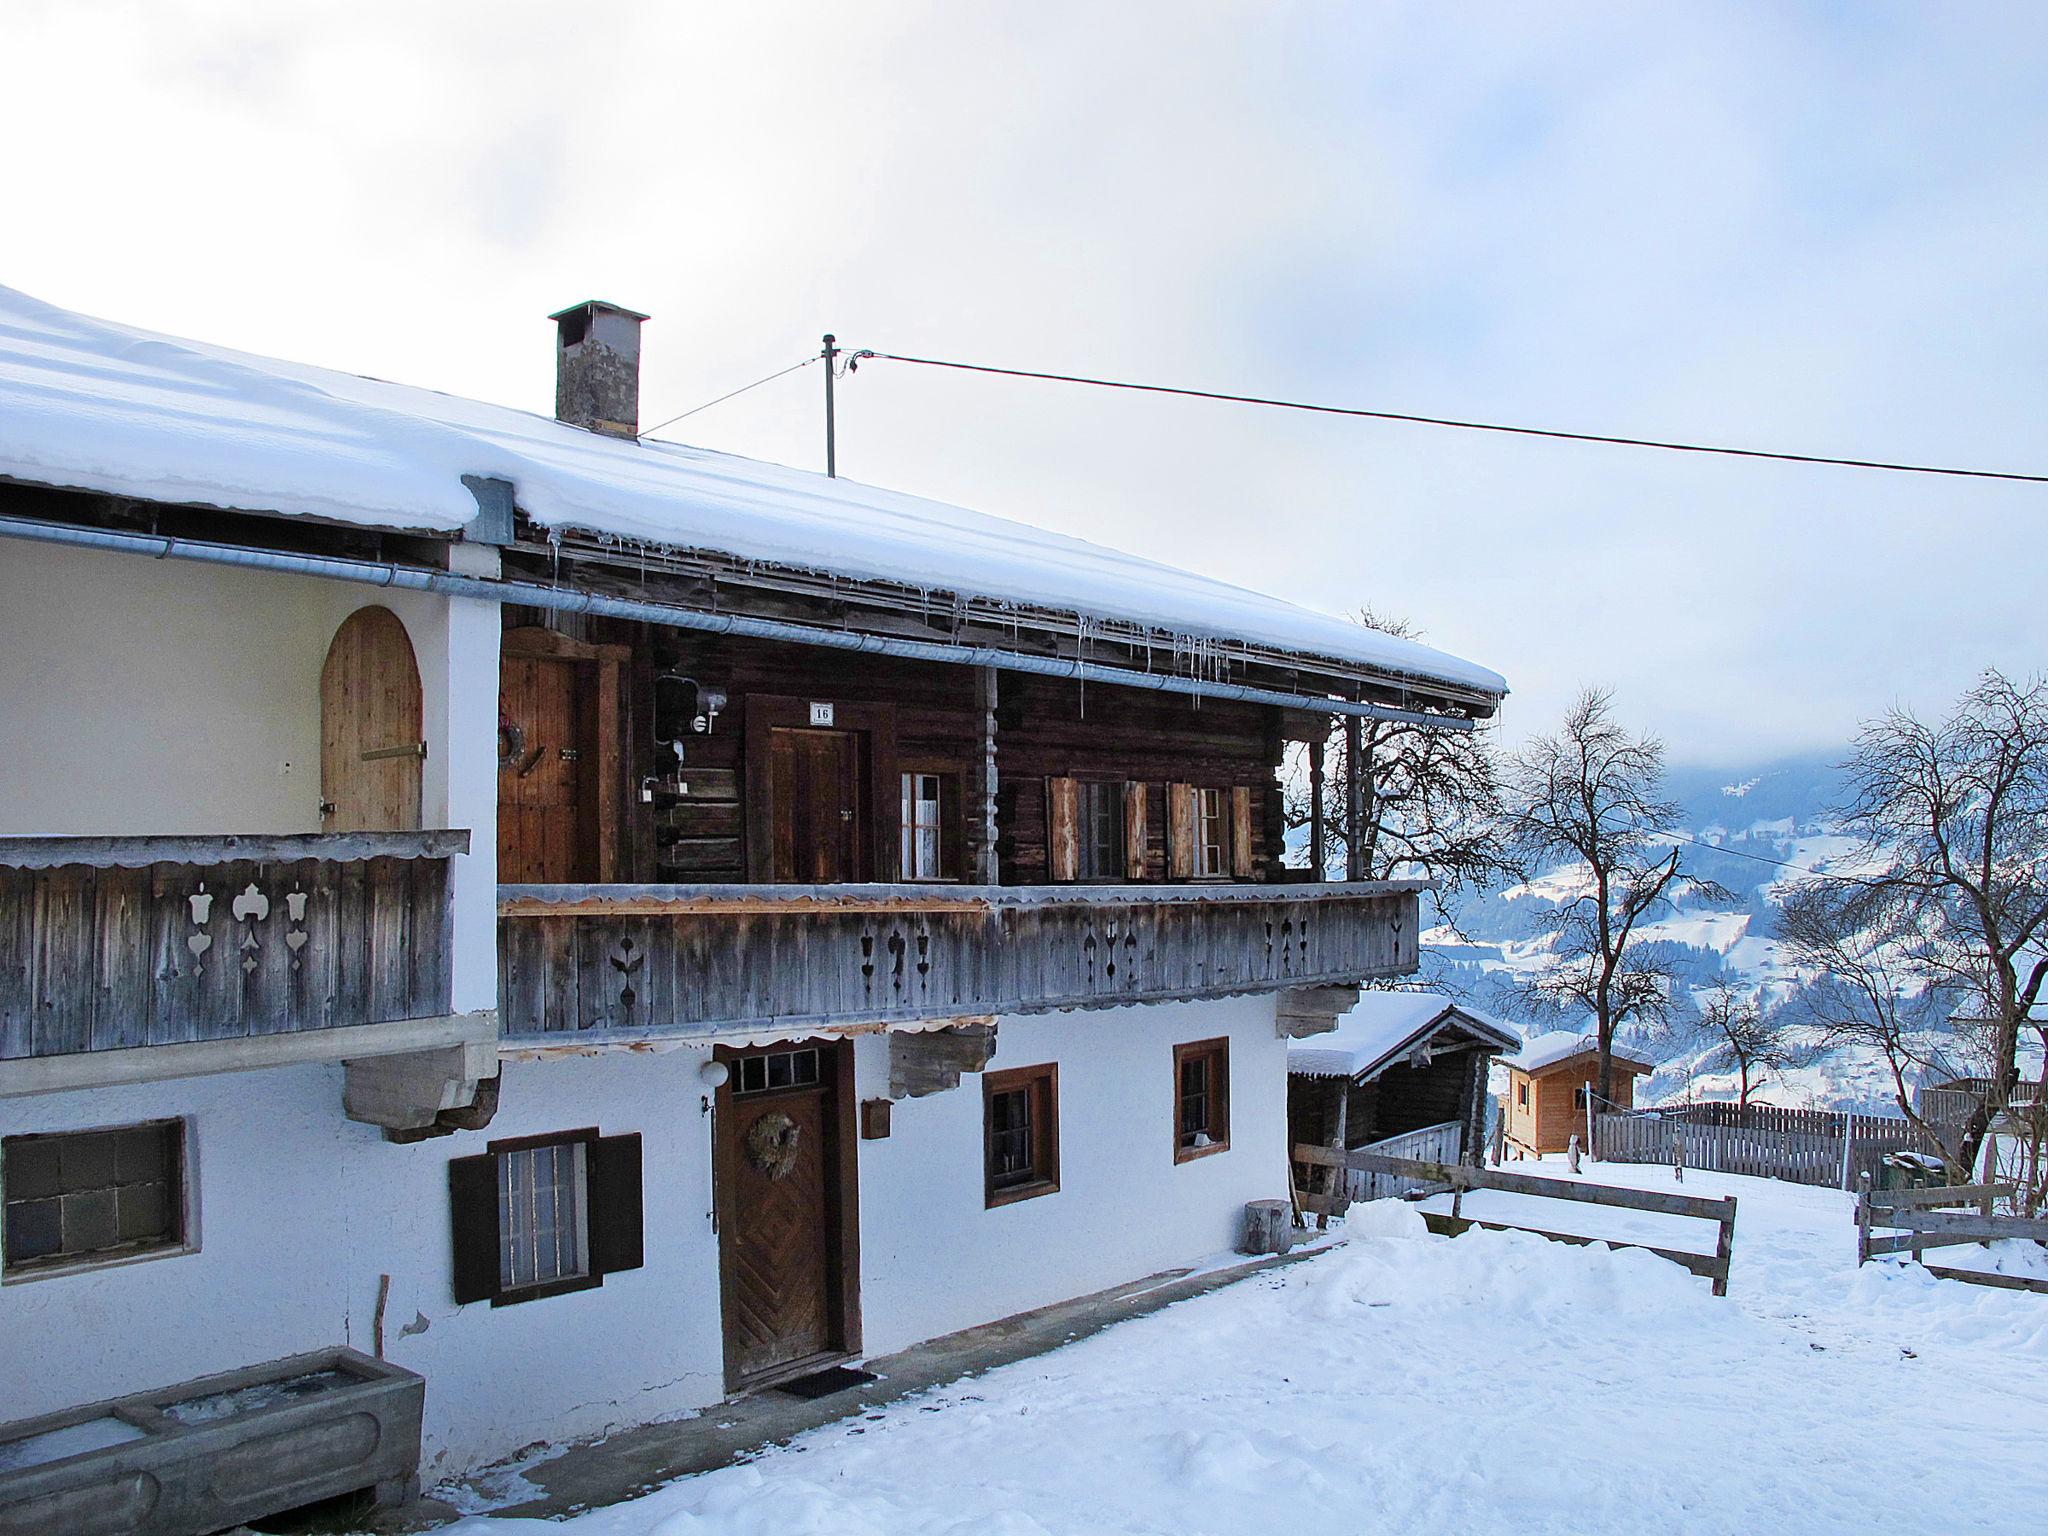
top-left (0, 514), bottom-right (1478, 731)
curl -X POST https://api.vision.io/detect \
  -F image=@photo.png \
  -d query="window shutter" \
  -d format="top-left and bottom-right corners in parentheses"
top-left (1167, 783), bottom-right (1195, 879)
top-left (939, 775), bottom-right (962, 880)
top-left (1046, 777), bottom-right (1080, 882)
top-left (586, 1133), bottom-right (645, 1277)
top-left (1122, 781), bottom-right (1148, 880)
top-left (1230, 786), bottom-right (1255, 878)
top-left (448, 1153), bottom-right (501, 1305)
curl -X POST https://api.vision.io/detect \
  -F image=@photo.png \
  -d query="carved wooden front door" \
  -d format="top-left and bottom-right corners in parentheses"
top-left (320, 606), bottom-right (424, 833)
top-left (768, 728), bottom-right (864, 882)
top-left (716, 1042), bottom-right (857, 1389)
top-left (498, 654), bottom-right (588, 882)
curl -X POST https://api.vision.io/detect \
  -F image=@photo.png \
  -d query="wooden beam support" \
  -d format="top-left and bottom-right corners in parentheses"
top-left (975, 665), bottom-right (1000, 884)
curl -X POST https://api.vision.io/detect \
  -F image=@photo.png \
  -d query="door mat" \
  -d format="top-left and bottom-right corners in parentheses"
top-left (774, 1365), bottom-right (879, 1400)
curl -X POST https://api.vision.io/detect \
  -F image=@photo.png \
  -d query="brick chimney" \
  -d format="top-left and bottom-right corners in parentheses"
top-left (550, 300), bottom-right (648, 438)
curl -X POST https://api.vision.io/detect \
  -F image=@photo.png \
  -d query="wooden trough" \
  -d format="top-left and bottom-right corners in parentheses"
top-left (0, 1347), bottom-right (423, 1536)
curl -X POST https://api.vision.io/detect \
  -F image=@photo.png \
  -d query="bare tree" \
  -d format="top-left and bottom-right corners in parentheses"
top-left (1781, 669), bottom-right (2048, 1181)
top-left (1283, 609), bottom-right (1513, 933)
top-left (1504, 689), bottom-right (1726, 1104)
top-left (1690, 984), bottom-right (1794, 1115)
top-left (1779, 879), bottom-right (1967, 1172)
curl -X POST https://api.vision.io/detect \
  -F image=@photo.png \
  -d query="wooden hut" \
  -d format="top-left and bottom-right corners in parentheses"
top-left (1288, 994), bottom-right (1520, 1196)
top-left (1500, 1031), bottom-right (1653, 1157)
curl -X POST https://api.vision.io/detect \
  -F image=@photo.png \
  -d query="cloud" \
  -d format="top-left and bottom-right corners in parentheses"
top-left (2, 0), bottom-right (2042, 764)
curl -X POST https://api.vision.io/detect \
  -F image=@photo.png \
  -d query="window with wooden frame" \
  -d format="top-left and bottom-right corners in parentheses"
top-left (1048, 777), bottom-right (1147, 881)
top-left (984, 1063), bottom-right (1060, 1206)
top-left (449, 1128), bottom-right (644, 1307)
top-left (1517, 1079), bottom-right (1529, 1108)
top-left (1167, 784), bottom-right (1256, 881)
top-left (1173, 1038), bottom-right (1230, 1161)
top-left (2, 1121), bottom-right (187, 1278)
top-left (899, 768), bottom-right (963, 880)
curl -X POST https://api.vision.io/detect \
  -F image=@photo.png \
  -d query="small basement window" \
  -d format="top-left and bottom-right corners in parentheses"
top-left (2, 1121), bottom-right (186, 1278)
top-left (450, 1129), bottom-right (644, 1307)
top-left (984, 1063), bottom-right (1060, 1207)
top-left (1174, 1038), bottom-right (1231, 1162)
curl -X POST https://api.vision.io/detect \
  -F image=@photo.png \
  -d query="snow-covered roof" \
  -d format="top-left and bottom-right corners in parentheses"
top-left (0, 285), bottom-right (1505, 700)
top-left (1288, 992), bottom-right (1520, 1080)
top-left (1504, 1029), bottom-right (1652, 1076)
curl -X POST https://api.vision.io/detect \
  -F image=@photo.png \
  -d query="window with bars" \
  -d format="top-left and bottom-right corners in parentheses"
top-left (449, 1129), bottom-right (643, 1307)
top-left (983, 1063), bottom-right (1059, 1207)
top-left (1173, 1038), bottom-right (1230, 1161)
top-left (2, 1121), bottom-right (186, 1277)
top-left (498, 1139), bottom-right (589, 1294)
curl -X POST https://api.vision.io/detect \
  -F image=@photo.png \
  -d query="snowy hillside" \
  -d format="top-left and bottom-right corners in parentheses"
top-left (1430, 752), bottom-right (1917, 1110)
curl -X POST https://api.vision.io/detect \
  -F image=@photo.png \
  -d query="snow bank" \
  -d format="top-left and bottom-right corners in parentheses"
top-left (0, 285), bottom-right (1506, 699)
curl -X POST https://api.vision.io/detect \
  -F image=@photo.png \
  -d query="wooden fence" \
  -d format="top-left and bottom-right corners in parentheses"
top-left (1594, 1103), bottom-right (1925, 1190)
top-left (1341, 1121), bottom-right (1463, 1202)
top-left (1855, 1176), bottom-right (2048, 1296)
top-left (1294, 1145), bottom-right (1739, 1296)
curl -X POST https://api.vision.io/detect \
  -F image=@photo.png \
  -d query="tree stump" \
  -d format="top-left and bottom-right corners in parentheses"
top-left (1241, 1199), bottom-right (1296, 1256)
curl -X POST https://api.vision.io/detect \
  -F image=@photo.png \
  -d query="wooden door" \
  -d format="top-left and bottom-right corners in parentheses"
top-left (716, 1041), bottom-right (860, 1389)
top-left (320, 607), bottom-right (424, 833)
top-left (499, 655), bottom-right (589, 882)
top-left (768, 728), bottom-right (864, 882)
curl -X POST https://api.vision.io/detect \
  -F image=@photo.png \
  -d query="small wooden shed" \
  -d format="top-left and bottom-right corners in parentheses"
top-left (1288, 993), bottom-right (1521, 1183)
top-left (1500, 1031), bottom-right (1653, 1157)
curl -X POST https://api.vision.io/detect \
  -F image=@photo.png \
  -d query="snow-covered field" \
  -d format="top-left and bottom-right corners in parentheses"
top-left (448, 1163), bottom-right (2048, 1536)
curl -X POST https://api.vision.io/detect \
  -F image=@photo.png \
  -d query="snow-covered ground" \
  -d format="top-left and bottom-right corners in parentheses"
top-left (443, 1162), bottom-right (2048, 1536)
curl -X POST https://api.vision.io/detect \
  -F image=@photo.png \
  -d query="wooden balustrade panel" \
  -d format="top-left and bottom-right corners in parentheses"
top-left (498, 888), bottom-right (1417, 1039)
top-left (0, 854), bottom-right (454, 1059)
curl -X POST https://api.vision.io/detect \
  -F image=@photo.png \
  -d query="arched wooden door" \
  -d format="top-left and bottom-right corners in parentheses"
top-left (321, 606), bottom-right (424, 833)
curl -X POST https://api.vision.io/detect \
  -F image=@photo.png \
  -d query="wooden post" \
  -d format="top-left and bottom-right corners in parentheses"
top-left (1343, 715), bottom-right (1364, 881)
top-left (975, 666), bottom-right (999, 884)
top-left (1839, 1110), bottom-right (1854, 1191)
top-left (1711, 1196), bottom-right (1737, 1298)
top-left (1855, 1171), bottom-right (1872, 1265)
top-left (1324, 1080), bottom-right (1350, 1223)
top-left (1307, 735), bottom-right (1326, 880)
top-left (1568, 1134), bottom-right (1582, 1174)
top-left (1672, 1126), bottom-right (1684, 1183)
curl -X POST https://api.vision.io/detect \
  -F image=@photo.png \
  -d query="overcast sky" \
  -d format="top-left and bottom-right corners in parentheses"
top-left (5, 2), bottom-right (2043, 766)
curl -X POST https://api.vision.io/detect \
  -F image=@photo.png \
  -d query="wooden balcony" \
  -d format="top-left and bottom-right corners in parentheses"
top-left (0, 831), bottom-right (470, 1075)
top-left (497, 880), bottom-right (1421, 1041)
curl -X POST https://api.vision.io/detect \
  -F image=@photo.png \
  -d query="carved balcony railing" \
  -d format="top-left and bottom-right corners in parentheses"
top-left (497, 881), bottom-right (1421, 1041)
top-left (0, 831), bottom-right (469, 1063)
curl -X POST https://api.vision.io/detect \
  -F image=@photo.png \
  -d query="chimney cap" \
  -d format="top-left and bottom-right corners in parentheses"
top-left (549, 299), bottom-right (650, 324)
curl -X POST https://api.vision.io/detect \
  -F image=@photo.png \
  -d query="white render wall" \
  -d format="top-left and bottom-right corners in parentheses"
top-left (0, 995), bottom-right (1286, 1477)
top-left (0, 538), bottom-right (500, 1014)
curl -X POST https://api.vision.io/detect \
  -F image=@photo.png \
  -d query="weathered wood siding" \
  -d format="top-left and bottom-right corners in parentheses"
top-left (498, 883), bottom-right (1419, 1040)
top-left (0, 833), bottom-right (462, 1059)
top-left (506, 616), bottom-right (1294, 885)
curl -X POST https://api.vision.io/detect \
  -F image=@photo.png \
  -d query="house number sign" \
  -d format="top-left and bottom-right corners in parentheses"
top-left (808, 702), bottom-right (835, 726)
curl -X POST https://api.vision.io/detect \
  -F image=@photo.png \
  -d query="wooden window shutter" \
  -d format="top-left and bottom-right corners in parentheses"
top-left (447, 1153), bottom-right (501, 1305)
top-left (1230, 786), bottom-right (1255, 878)
top-left (1046, 776), bottom-right (1081, 882)
top-left (1167, 782), bottom-right (1195, 880)
top-left (586, 1133), bottom-right (645, 1277)
top-left (1122, 781), bottom-right (1148, 880)
top-left (939, 775), bottom-right (963, 880)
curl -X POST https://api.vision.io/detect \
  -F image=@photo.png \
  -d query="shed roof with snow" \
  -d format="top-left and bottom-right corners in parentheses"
top-left (1502, 1029), bottom-right (1654, 1078)
top-left (0, 285), bottom-right (1505, 706)
top-left (1288, 993), bottom-right (1520, 1083)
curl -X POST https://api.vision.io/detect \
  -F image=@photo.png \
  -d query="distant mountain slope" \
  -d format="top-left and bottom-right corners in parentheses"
top-left (1430, 750), bottom-right (1920, 1111)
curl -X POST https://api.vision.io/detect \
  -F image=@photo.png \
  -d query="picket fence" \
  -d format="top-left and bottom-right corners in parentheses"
top-left (1594, 1102), bottom-right (1927, 1190)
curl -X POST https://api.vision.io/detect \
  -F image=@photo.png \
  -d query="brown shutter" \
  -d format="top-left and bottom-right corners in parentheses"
top-left (1046, 776), bottom-right (1080, 882)
top-left (448, 1153), bottom-right (501, 1305)
top-left (939, 774), bottom-right (963, 880)
top-left (1122, 781), bottom-right (1148, 880)
top-left (587, 1133), bottom-right (645, 1277)
top-left (1167, 783), bottom-right (1195, 880)
top-left (1230, 786), bottom-right (1254, 878)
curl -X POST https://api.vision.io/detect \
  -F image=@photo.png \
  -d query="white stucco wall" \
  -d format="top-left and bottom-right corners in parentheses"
top-left (0, 996), bottom-right (1287, 1477)
top-left (0, 539), bottom-right (499, 1014)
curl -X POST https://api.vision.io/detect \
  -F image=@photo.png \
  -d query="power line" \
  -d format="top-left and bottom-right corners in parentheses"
top-left (855, 349), bottom-right (2047, 486)
top-left (641, 355), bottom-right (818, 439)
